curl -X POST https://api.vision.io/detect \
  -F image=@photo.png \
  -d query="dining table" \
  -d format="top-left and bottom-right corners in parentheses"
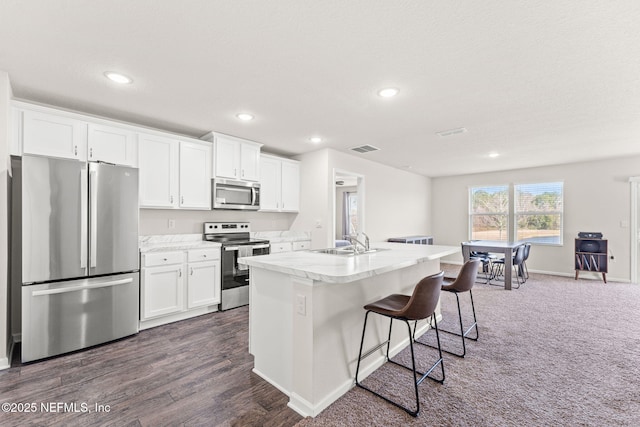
top-left (461, 240), bottom-right (526, 290)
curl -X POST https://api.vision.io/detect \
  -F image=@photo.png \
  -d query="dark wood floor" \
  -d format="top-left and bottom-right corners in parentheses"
top-left (0, 306), bottom-right (303, 426)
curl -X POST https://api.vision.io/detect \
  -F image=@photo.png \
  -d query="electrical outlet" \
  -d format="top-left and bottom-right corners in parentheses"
top-left (168, 219), bottom-right (176, 229)
top-left (296, 295), bottom-right (306, 316)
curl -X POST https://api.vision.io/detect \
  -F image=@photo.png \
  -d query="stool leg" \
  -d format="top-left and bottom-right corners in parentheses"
top-left (356, 313), bottom-right (445, 417)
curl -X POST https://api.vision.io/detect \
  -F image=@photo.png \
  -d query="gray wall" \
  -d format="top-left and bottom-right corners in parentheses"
top-left (432, 155), bottom-right (640, 281)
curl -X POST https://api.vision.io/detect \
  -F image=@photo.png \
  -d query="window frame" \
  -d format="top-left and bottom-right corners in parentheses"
top-left (468, 185), bottom-right (510, 242)
top-left (468, 181), bottom-right (564, 246)
top-left (513, 181), bottom-right (564, 246)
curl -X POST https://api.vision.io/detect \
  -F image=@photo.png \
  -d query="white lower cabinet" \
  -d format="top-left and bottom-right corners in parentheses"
top-left (141, 247), bottom-right (221, 329)
top-left (142, 262), bottom-right (184, 319)
top-left (269, 240), bottom-right (311, 254)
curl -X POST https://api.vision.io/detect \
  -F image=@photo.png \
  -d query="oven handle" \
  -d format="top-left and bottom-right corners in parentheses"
top-left (224, 244), bottom-right (270, 252)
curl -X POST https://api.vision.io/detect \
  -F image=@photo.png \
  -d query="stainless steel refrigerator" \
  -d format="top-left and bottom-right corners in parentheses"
top-left (13, 155), bottom-right (140, 362)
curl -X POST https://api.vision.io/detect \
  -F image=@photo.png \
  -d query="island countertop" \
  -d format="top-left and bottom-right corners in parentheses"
top-left (238, 242), bottom-right (459, 283)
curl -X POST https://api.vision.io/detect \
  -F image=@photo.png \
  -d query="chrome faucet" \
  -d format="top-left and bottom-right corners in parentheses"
top-left (348, 233), bottom-right (369, 253)
top-left (362, 232), bottom-right (370, 251)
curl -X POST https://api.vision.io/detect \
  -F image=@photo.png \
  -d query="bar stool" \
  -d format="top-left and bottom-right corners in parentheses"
top-left (419, 260), bottom-right (480, 357)
top-left (354, 271), bottom-right (445, 417)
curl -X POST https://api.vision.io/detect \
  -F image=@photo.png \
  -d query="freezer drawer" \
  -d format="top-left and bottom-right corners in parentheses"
top-left (21, 272), bottom-right (140, 362)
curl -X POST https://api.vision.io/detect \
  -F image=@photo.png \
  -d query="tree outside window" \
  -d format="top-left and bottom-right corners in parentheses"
top-left (515, 182), bottom-right (563, 244)
top-left (469, 186), bottom-right (509, 241)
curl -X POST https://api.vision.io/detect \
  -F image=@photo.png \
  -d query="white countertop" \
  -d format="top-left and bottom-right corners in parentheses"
top-left (139, 234), bottom-right (221, 253)
top-left (238, 242), bottom-right (459, 283)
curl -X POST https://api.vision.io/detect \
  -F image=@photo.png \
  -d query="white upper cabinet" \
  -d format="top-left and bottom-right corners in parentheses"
top-left (205, 133), bottom-right (262, 182)
top-left (179, 140), bottom-right (212, 209)
top-left (87, 123), bottom-right (137, 166)
top-left (138, 133), bottom-right (179, 208)
top-left (23, 110), bottom-right (87, 161)
top-left (280, 160), bottom-right (300, 212)
top-left (260, 155), bottom-right (280, 211)
top-left (259, 154), bottom-right (300, 212)
top-left (239, 141), bottom-right (261, 181)
top-left (138, 134), bottom-right (212, 210)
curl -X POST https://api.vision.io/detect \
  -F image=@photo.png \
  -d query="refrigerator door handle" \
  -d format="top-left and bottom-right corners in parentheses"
top-left (89, 169), bottom-right (98, 268)
top-left (31, 278), bottom-right (134, 297)
top-left (80, 170), bottom-right (88, 270)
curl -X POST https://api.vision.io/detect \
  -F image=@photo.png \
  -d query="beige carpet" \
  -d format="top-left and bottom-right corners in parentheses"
top-left (296, 265), bottom-right (640, 426)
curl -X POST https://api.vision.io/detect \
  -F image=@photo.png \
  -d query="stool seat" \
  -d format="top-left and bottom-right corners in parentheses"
top-left (364, 294), bottom-right (410, 317)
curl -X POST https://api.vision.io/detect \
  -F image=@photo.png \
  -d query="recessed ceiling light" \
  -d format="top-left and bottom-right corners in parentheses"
top-left (377, 87), bottom-right (399, 98)
top-left (309, 136), bottom-right (322, 143)
top-left (236, 113), bottom-right (254, 121)
top-left (488, 152), bottom-right (500, 158)
top-left (104, 71), bottom-right (132, 84)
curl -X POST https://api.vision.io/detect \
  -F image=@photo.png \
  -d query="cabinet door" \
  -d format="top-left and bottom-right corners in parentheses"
top-left (23, 110), bottom-right (87, 160)
top-left (179, 140), bottom-right (212, 209)
top-left (259, 156), bottom-right (281, 211)
top-left (240, 142), bottom-right (261, 181)
top-left (88, 123), bottom-right (137, 166)
top-left (141, 264), bottom-right (184, 319)
top-left (270, 242), bottom-right (293, 253)
top-left (214, 136), bottom-right (240, 179)
top-left (187, 260), bottom-right (221, 309)
top-left (280, 160), bottom-right (300, 212)
top-left (138, 133), bottom-right (179, 208)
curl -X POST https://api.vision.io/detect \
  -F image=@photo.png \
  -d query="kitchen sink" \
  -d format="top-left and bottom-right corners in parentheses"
top-left (309, 247), bottom-right (389, 256)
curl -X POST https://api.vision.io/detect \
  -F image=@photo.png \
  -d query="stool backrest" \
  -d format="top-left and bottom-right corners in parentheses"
top-left (444, 259), bottom-right (480, 293)
top-left (399, 271), bottom-right (444, 321)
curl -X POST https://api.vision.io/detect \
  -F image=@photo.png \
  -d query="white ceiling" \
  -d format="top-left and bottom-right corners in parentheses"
top-left (2, 1), bottom-right (640, 177)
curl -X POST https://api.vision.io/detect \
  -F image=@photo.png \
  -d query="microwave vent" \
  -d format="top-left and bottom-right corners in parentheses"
top-left (350, 144), bottom-right (380, 153)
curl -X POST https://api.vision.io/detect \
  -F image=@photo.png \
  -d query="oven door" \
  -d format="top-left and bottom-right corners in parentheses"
top-left (213, 178), bottom-right (260, 210)
top-left (221, 243), bottom-right (270, 291)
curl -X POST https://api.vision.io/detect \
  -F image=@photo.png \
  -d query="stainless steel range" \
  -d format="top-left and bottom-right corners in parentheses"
top-left (204, 222), bottom-right (270, 310)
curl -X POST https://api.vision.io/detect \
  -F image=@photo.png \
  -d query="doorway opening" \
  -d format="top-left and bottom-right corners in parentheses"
top-left (630, 177), bottom-right (640, 284)
top-left (333, 170), bottom-right (365, 247)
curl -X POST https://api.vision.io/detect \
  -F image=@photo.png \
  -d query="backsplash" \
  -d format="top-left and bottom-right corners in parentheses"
top-left (252, 230), bottom-right (311, 243)
top-left (139, 209), bottom-right (297, 235)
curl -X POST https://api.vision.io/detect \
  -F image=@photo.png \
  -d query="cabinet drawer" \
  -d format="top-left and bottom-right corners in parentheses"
top-left (270, 242), bottom-right (292, 253)
top-left (293, 241), bottom-right (311, 251)
top-left (142, 251), bottom-right (184, 267)
top-left (187, 248), bottom-right (220, 262)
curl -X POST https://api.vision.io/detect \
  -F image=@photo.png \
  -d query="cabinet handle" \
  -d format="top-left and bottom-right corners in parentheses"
top-left (242, 169), bottom-right (245, 177)
top-left (203, 254), bottom-right (207, 258)
top-left (74, 145), bottom-right (78, 156)
top-left (234, 168), bottom-right (237, 177)
top-left (170, 195), bottom-right (174, 203)
top-left (163, 258), bottom-right (167, 261)
top-left (89, 147), bottom-right (93, 158)
top-left (179, 268), bottom-right (182, 277)
top-left (181, 196), bottom-right (184, 204)
top-left (190, 267), bottom-right (194, 275)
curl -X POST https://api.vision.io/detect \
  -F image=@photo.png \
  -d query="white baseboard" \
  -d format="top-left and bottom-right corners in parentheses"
top-left (443, 261), bottom-right (630, 284)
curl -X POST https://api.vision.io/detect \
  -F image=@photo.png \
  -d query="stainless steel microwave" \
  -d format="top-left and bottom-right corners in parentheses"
top-left (212, 178), bottom-right (261, 210)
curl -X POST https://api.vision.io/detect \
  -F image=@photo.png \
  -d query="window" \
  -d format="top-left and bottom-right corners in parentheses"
top-left (515, 182), bottom-right (563, 245)
top-left (469, 185), bottom-right (509, 241)
top-left (469, 182), bottom-right (564, 245)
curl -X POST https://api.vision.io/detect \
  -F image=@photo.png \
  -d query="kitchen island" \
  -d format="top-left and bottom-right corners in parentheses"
top-left (238, 242), bottom-right (459, 417)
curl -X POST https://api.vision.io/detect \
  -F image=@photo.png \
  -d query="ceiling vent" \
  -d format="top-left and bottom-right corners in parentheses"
top-left (436, 127), bottom-right (467, 137)
top-left (350, 144), bottom-right (380, 153)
